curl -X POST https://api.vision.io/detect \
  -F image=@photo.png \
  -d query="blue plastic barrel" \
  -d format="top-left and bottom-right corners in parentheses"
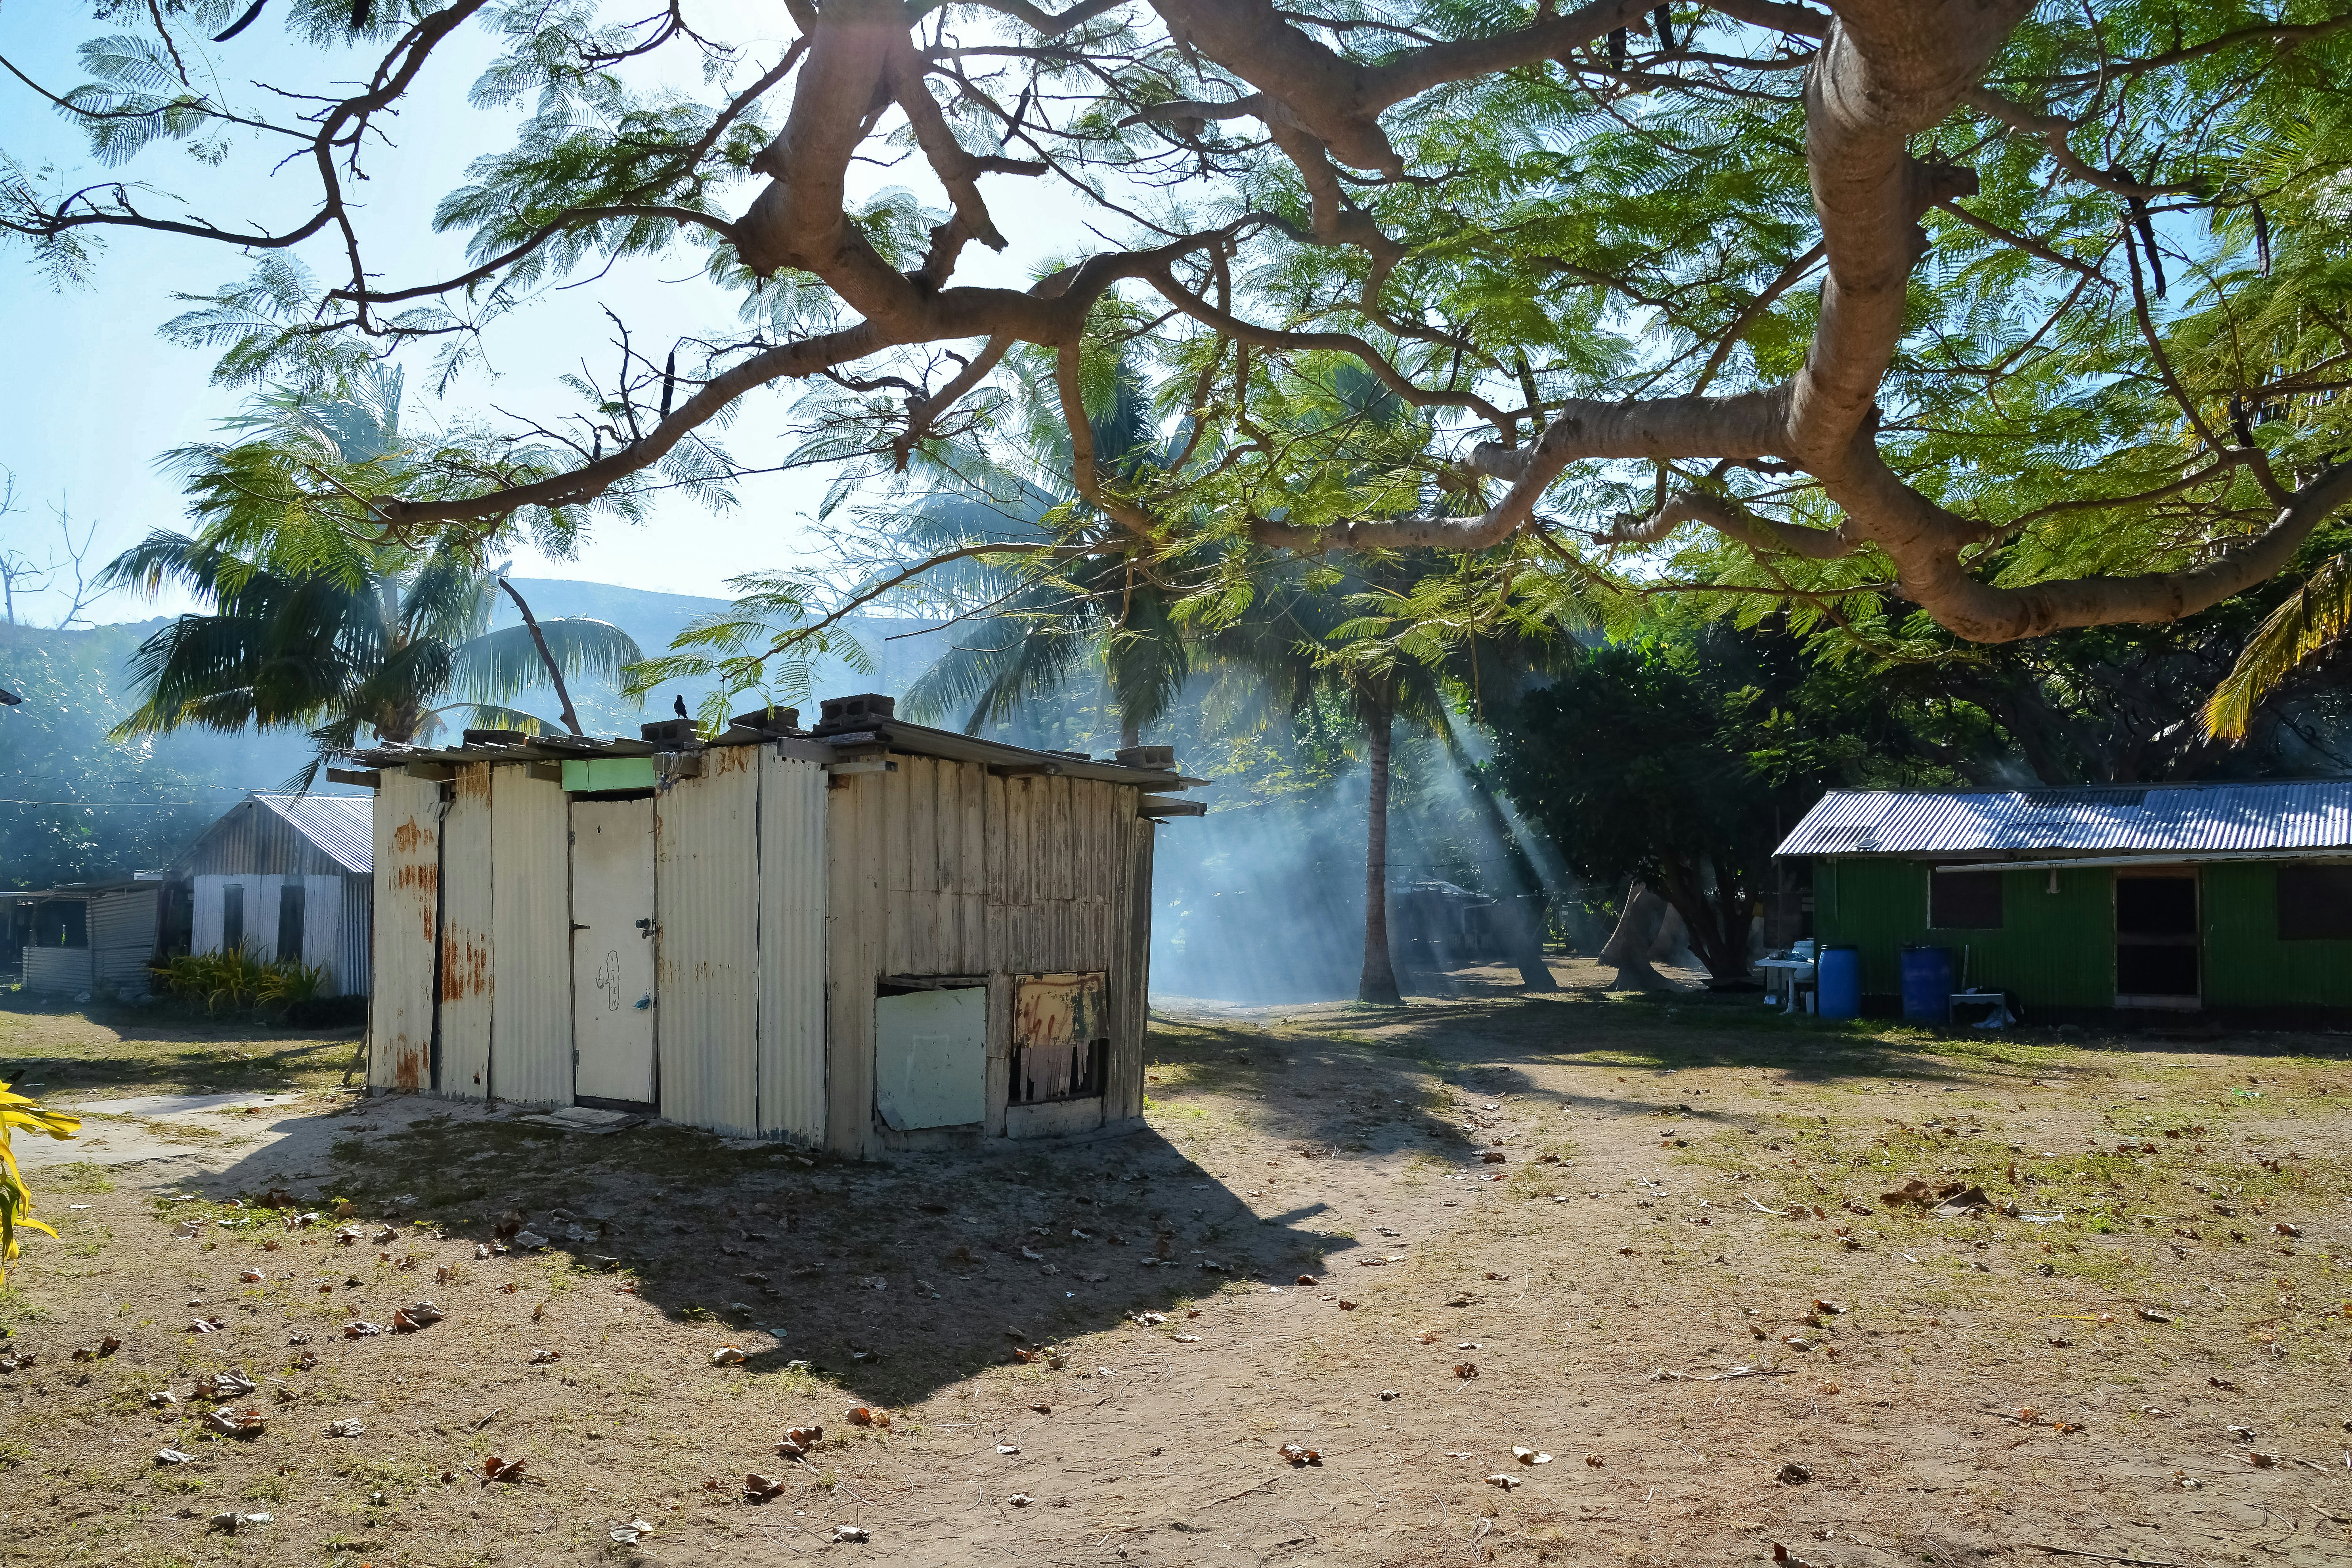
top-left (1900, 944), bottom-right (1954, 1022)
top-left (1816, 945), bottom-right (1861, 1019)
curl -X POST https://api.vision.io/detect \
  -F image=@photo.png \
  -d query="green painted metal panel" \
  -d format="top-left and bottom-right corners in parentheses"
top-left (562, 756), bottom-right (657, 794)
top-left (2203, 861), bottom-right (2352, 1007)
top-left (1814, 859), bottom-right (2112, 1007)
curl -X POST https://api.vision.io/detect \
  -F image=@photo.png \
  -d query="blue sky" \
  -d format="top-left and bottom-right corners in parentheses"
top-left (0, 2), bottom-right (1087, 627)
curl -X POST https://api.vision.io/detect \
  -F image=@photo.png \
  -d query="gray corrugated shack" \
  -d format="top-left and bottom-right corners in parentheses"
top-left (344, 695), bottom-right (1204, 1157)
top-left (162, 792), bottom-right (375, 996)
top-left (3, 878), bottom-right (163, 996)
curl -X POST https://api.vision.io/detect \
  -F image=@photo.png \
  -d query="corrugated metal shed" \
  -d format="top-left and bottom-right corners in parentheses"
top-left (172, 792), bottom-right (373, 877)
top-left (1776, 780), bottom-right (2352, 859)
top-left (347, 702), bottom-right (1199, 1151)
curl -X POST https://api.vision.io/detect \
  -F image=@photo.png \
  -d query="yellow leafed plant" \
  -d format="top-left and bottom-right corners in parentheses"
top-left (1, 1088), bottom-right (80, 1277)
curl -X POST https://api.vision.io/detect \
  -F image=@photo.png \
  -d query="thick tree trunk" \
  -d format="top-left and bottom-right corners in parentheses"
top-left (1654, 858), bottom-right (1753, 981)
top-left (1598, 880), bottom-right (1672, 990)
top-left (1120, 714), bottom-right (1140, 749)
top-left (1359, 692), bottom-right (1402, 1005)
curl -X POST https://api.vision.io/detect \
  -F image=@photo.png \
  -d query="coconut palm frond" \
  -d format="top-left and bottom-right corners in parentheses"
top-left (2204, 553), bottom-right (2352, 740)
top-left (446, 619), bottom-right (644, 707)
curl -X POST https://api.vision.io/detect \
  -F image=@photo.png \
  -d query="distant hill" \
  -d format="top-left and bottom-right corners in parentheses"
top-left (0, 581), bottom-right (949, 889)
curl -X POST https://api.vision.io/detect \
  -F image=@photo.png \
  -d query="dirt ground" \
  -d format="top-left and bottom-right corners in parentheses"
top-left (7, 961), bottom-right (2352, 1568)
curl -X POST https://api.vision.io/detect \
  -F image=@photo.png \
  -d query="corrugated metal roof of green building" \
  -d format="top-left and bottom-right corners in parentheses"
top-left (1777, 780), bottom-right (2352, 859)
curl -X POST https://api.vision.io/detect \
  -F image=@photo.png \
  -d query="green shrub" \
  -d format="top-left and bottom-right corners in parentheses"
top-left (153, 948), bottom-right (331, 1018)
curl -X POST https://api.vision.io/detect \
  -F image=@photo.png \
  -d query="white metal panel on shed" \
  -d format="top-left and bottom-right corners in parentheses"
top-left (369, 770), bottom-right (441, 1090)
top-left (191, 875), bottom-right (224, 955)
top-left (874, 986), bottom-right (987, 1130)
top-left (437, 765), bottom-right (495, 1098)
top-left (757, 747), bottom-right (827, 1142)
top-left (298, 876), bottom-right (342, 991)
top-left (656, 746), bottom-right (761, 1136)
top-left (571, 796), bottom-right (656, 1105)
top-left (491, 768), bottom-right (572, 1107)
top-left (247, 875), bottom-right (285, 962)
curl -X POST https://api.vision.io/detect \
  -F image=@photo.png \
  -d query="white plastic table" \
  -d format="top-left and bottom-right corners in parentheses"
top-left (1754, 956), bottom-right (1815, 1012)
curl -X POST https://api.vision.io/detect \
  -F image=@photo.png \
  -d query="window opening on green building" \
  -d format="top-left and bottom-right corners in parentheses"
top-left (1929, 870), bottom-right (2003, 929)
top-left (2278, 866), bottom-right (2352, 940)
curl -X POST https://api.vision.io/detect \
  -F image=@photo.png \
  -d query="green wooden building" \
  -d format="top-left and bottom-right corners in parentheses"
top-left (1775, 781), bottom-right (2352, 1020)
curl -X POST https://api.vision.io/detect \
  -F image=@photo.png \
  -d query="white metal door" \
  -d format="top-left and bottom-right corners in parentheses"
top-left (571, 797), bottom-right (656, 1105)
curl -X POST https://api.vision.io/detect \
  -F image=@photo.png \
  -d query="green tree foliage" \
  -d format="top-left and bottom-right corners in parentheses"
top-left (1491, 620), bottom-right (1954, 978)
top-left (104, 369), bottom-right (644, 780)
top-left (5, 0), bottom-right (2350, 686)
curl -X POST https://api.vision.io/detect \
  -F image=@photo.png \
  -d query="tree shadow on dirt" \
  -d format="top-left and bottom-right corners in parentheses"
top-left (163, 979), bottom-right (2335, 1412)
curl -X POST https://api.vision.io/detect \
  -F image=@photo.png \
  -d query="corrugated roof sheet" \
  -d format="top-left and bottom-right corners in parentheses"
top-left (252, 792), bottom-right (374, 874)
top-left (1776, 780), bottom-right (2352, 859)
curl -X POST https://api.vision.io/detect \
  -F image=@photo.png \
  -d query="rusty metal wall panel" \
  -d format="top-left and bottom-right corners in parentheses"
top-left (491, 767), bottom-right (572, 1107)
top-left (657, 745), bottom-right (761, 1136)
top-left (758, 748), bottom-right (828, 1142)
top-left (437, 764), bottom-right (495, 1098)
top-left (369, 771), bottom-right (441, 1091)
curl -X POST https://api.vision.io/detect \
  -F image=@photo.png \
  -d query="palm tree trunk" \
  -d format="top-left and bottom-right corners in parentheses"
top-left (1120, 713), bottom-right (1140, 749)
top-left (1360, 689), bottom-right (1402, 1005)
top-left (498, 577), bottom-right (585, 735)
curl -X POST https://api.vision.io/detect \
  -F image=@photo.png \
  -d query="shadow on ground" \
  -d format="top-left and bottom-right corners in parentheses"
top-left (103, 968), bottom-right (2352, 1413)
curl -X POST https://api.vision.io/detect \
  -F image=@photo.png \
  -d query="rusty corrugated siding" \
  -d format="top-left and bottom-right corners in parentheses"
top-left (1779, 781), bottom-right (2352, 859)
top-left (491, 767), bottom-right (571, 1107)
top-left (657, 743), bottom-right (761, 1136)
top-left (369, 770), bottom-right (441, 1091)
top-left (757, 746), bottom-right (827, 1142)
top-left (437, 763), bottom-right (494, 1098)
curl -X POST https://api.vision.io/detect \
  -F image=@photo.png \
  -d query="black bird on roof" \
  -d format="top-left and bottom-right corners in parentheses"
top-left (673, 694), bottom-right (688, 719)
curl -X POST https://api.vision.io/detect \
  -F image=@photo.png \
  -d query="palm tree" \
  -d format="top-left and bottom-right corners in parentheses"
top-left (103, 369), bottom-right (642, 785)
top-left (2203, 552), bottom-right (2352, 741)
top-left (896, 366), bottom-right (1191, 747)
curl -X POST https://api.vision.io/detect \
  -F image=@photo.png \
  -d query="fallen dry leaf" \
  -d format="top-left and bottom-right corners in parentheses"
top-left (710, 1346), bottom-right (748, 1366)
top-left (1279, 1442), bottom-right (1322, 1466)
top-left (744, 1473), bottom-right (786, 1501)
top-left (1584, 1454), bottom-right (1604, 1467)
top-left (1485, 1472), bottom-right (1520, 1490)
top-left (204, 1407), bottom-right (265, 1438)
top-left (481, 1455), bottom-right (528, 1484)
top-left (1454, 1363), bottom-right (1478, 1380)
top-left (776, 1425), bottom-right (823, 1458)
top-left (530, 1349), bottom-right (562, 1365)
top-left (846, 1405), bottom-right (890, 1428)
top-left (1513, 1446), bottom-right (1551, 1465)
